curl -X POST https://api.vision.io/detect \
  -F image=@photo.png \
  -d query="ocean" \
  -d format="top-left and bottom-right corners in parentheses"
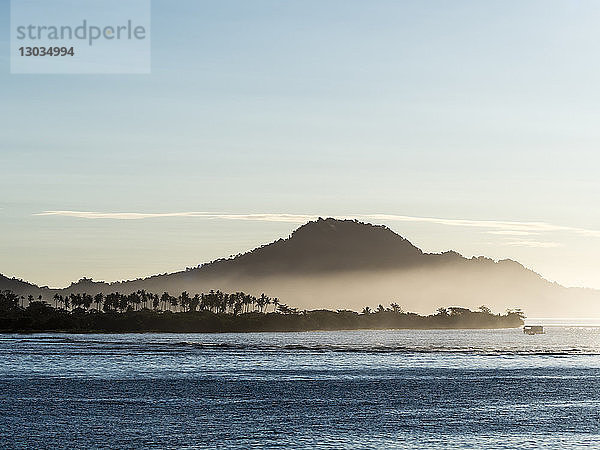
top-left (1, 328), bottom-right (600, 449)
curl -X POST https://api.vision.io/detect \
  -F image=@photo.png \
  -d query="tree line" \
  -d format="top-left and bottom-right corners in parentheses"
top-left (0, 289), bottom-right (525, 332)
top-left (3, 289), bottom-right (287, 315)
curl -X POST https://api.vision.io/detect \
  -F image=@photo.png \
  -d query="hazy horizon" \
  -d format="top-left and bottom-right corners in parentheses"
top-left (3, 0), bottom-right (600, 291)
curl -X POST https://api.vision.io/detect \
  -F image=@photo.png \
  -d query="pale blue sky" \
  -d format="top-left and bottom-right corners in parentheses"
top-left (1, 0), bottom-right (600, 288)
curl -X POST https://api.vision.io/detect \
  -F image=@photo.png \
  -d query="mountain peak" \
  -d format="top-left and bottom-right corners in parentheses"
top-left (202, 218), bottom-right (424, 276)
top-left (289, 218), bottom-right (416, 248)
top-left (293, 217), bottom-right (389, 235)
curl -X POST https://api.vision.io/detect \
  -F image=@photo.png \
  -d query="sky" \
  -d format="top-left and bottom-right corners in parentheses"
top-left (1, 0), bottom-right (600, 288)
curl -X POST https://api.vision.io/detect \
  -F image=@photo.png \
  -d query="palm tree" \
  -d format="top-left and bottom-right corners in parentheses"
top-left (128, 292), bottom-right (141, 311)
top-left (190, 294), bottom-right (200, 312)
top-left (160, 292), bottom-right (170, 311)
top-left (118, 293), bottom-right (128, 312)
top-left (103, 293), bottom-right (116, 312)
top-left (227, 294), bottom-right (235, 314)
top-left (390, 303), bottom-right (402, 314)
top-left (217, 291), bottom-right (226, 313)
top-left (257, 293), bottom-right (267, 313)
top-left (436, 307), bottom-right (448, 316)
top-left (243, 295), bottom-right (253, 313)
top-left (179, 291), bottom-right (190, 312)
top-left (169, 295), bottom-right (179, 312)
top-left (478, 305), bottom-right (492, 315)
top-left (70, 293), bottom-right (82, 310)
top-left (138, 290), bottom-right (148, 309)
top-left (94, 293), bottom-right (104, 311)
top-left (82, 293), bottom-right (93, 310)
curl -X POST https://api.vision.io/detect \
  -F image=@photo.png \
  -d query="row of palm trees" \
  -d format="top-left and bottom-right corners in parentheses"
top-left (45, 290), bottom-right (285, 315)
top-left (361, 303), bottom-right (405, 315)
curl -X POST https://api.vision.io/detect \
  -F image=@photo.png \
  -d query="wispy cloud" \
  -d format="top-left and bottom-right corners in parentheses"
top-left (361, 214), bottom-right (600, 237)
top-left (36, 211), bottom-right (198, 220)
top-left (503, 241), bottom-right (563, 248)
top-left (34, 211), bottom-right (319, 223)
top-left (34, 210), bottom-right (600, 240)
top-left (486, 230), bottom-right (537, 236)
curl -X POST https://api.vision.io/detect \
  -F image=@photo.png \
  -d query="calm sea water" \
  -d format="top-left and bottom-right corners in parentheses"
top-left (1, 328), bottom-right (600, 449)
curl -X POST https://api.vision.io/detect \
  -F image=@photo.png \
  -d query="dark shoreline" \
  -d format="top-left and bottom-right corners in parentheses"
top-left (0, 309), bottom-right (524, 334)
top-left (1, 325), bottom-right (524, 334)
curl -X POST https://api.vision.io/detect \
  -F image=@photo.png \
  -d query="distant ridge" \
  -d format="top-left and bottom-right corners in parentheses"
top-left (1, 218), bottom-right (598, 317)
top-left (0, 274), bottom-right (44, 296)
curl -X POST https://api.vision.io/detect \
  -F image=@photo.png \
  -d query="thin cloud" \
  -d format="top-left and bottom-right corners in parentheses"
top-left (34, 210), bottom-right (600, 239)
top-left (35, 211), bottom-right (319, 223)
top-left (36, 211), bottom-right (200, 220)
top-left (486, 230), bottom-right (538, 236)
top-left (503, 241), bottom-right (563, 248)
top-left (360, 214), bottom-right (600, 236)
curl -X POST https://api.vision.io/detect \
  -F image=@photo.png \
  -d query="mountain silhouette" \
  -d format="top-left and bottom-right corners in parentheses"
top-left (1, 218), bottom-right (598, 317)
top-left (0, 274), bottom-right (43, 296)
top-left (200, 218), bottom-right (425, 276)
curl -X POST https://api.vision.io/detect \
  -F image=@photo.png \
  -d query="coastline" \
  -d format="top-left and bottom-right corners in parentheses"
top-left (0, 310), bottom-right (524, 334)
top-left (0, 326), bottom-right (524, 334)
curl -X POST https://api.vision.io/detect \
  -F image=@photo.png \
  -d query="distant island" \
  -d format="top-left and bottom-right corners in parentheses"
top-left (0, 218), bottom-right (596, 318)
top-left (0, 289), bottom-right (524, 333)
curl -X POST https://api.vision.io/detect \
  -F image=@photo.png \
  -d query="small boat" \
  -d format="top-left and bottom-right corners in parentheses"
top-left (523, 325), bottom-right (544, 335)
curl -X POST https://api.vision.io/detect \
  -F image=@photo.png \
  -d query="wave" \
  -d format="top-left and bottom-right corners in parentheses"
top-left (3, 336), bottom-right (600, 356)
top-left (166, 341), bottom-right (599, 356)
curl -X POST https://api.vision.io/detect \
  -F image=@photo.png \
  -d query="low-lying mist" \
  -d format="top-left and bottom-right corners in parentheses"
top-left (162, 265), bottom-right (599, 318)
